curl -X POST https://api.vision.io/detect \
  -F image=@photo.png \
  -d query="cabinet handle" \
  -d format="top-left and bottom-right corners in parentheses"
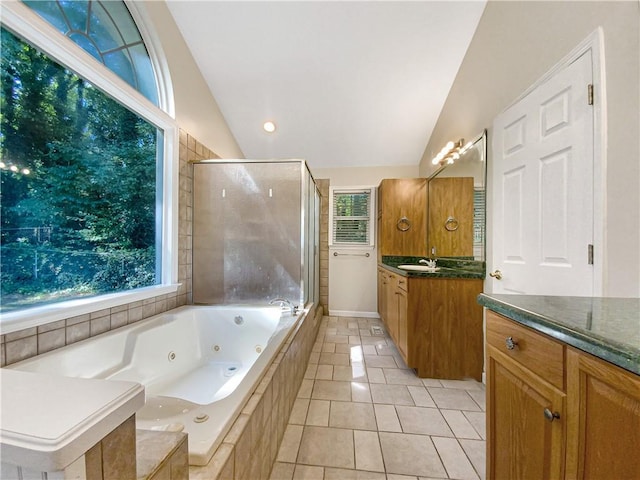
top-left (505, 336), bottom-right (518, 350)
top-left (543, 408), bottom-right (560, 422)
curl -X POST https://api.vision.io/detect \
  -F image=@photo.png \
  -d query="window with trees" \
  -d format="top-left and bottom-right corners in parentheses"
top-left (329, 188), bottom-right (375, 246)
top-left (0, 2), bottom-right (173, 320)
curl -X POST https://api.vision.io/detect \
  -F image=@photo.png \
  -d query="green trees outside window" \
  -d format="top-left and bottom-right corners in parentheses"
top-left (0, 28), bottom-right (160, 313)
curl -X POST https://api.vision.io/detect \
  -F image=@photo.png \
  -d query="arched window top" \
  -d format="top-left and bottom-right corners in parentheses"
top-left (23, 0), bottom-right (158, 106)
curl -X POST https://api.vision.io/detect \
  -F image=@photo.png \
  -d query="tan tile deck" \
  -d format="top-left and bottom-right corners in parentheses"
top-left (270, 316), bottom-right (486, 480)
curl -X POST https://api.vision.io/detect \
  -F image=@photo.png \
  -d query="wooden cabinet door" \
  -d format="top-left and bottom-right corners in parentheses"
top-left (384, 273), bottom-right (398, 343)
top-left (377, 268), bottom-right (386, 321)
top-left (487, 345), bottom-right (566, 480)
top-left (396, 287), bottom-right (408, 365)
top-left (565, 349), bottom-right (640, 480)
top-left (378, 179), bottom-right (427, 257)
top-left (428, 177), bottom-right (474, 257)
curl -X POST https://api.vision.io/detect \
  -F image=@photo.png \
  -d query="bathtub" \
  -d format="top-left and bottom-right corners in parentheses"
top-left (7, 304), bottom-right (304, 465)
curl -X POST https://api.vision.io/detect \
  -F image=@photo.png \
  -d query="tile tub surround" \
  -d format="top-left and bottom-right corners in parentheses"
top-left (0, 130), bottom-right (215, 368)
top-left (270, 315), bottom-right (486, 480)
top-left (189, 305), bottom-right (324, 480)
top-left (478, 294), bottom-right (640, 375)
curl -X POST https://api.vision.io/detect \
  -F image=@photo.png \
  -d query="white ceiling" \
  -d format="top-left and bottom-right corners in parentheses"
top-left (166, 1), bottom-right (486, 170)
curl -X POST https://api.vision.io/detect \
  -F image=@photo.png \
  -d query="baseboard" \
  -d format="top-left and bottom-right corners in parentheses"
top-left (328, 310), bottom-right (380, 319)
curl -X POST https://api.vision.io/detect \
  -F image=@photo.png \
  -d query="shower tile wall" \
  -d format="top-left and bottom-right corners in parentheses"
top-left (316, 179), bottom-right (330, 315)
top-left (0, 130), bottom-right (215, 367)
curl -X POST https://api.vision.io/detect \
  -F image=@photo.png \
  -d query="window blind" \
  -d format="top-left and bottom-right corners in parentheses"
top-left (331, 189), bottom-right (372, 245)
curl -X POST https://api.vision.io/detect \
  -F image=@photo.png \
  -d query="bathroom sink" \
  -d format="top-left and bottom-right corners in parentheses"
top-left (397, 264), bottom-right (440, 272)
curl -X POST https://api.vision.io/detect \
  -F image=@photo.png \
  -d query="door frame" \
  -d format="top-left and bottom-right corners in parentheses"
top-left (490, 28), bottom-right (606, 296)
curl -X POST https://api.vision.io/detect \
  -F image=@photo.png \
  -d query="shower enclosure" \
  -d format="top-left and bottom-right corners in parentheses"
top-left (192, 160), bottom-right (319, 308)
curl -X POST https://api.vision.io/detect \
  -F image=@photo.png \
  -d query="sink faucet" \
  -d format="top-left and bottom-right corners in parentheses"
top-left (419, 258), bottom-right (437, 268)
top-left (269, 298), bottom-right (298, 314)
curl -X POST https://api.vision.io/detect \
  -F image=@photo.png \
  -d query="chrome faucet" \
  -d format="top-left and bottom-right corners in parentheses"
top-left (419, 258), bottom-right (437, 268)
top-left (269, 298), bottom-right (298, 314)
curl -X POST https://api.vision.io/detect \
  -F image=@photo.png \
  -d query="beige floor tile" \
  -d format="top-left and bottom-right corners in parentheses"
top-left (459, 438), bottom-right (486, 480)
top-left (467, 388), bottom-right (486, 411)
top-left (322, 342), bottom-right (336, 353)
top-left (432, 436), bottom-right (479, 480)
top-left (333, 364), bottom-right (368, 382)
top-left (319, 352), bottom-right (351, 366)
top-left (362, 345), bottom-right (378, 355)
top-left (325, 334), bottom-right (349, 344)
top-left (351, 382), bottom-right (373, 403)
top-left (297, 426), bottom-right (355, 469)
top-left (270, 462), bottom-right (295, 480)
top-left (312, 380), bottom-right (352, 401)
top-left (312, 341), bottom-right (323, 353)
top-left (427, 387), bottom-right (482, 411)
top-left (304, 363), bottom-right (318, 379)
top-left (441, 409), bottom-right (482, 439)
top-left (289, 398), bottom-right (310, 425)
top-left (325, 468), bottom-right (386, 480)
top-left (370, 384), bottom-right (414, 405)
top-left (330, 401), bottom-right (377, 430)
top-left (335, 343), bottom-right (360, 355)
top-left (421, 378), bottom-right (443, 388)
top-left (439, 379), bottom-right (484, 390)
top-left (316, 364), bottom-right (333, 380)
top-left (366, 367), bottom-right (387, 384)
top-left (407, 386), bottom-right (436, 407)
top-left (297, 379), bottom-right (314, 399)
top-left (307, 400), bottom-right (330, 426)
top-left (395, 406), bottom-right (454, 437)
top-left (374, 343), bottom-right (397, 356)
top-left (364, 354), bottom-right (398, 368)
top-left (354, 430), bottom-right (385, 472)
top-left (383, 368), bottom-right (424, 386)
top-left (379, 432), bottom-right (446, 478)
top-left (373, 404), bottom-right (402, 432)
top-left (360, 337), bottom-right (389, 346)
top-left (293, 464), bottom-right (324, 480)
top-left (463, 411), bottom-right (486, 439)
top-left (347, 345), bottom-right (365, 362)
top-left (277, 424), bottom-right (304, 463)
top-left (349, 335), bottom-right (361, 345)
top-left (387, 475), bottom-right (419, 480)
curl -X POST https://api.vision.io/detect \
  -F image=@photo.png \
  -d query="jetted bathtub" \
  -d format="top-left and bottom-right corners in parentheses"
top-left (8, 304), bottom-right (304, 465)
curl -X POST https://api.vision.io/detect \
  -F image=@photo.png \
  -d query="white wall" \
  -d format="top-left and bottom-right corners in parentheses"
top-left (312, 165), bottom-right (419, 316)
top-left (419, 1), bottom-right (640, 297)
top-left (141, 2), bottom-right (244, 159)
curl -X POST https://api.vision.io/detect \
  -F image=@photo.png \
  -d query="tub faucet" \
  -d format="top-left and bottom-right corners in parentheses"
top-left (269, 298), bottom-right (298, 314)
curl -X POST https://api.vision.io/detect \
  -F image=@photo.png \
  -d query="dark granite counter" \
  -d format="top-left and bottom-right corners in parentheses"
top-left (478, 294), bottom-right (640, 375)
top-left (380, 256), bottom-right (485, 280)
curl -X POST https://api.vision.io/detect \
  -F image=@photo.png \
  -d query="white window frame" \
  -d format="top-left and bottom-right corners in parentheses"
top-left (0, 2), bottom-right (179, 334)
top-left (329, 186), bottom-right (376, 248)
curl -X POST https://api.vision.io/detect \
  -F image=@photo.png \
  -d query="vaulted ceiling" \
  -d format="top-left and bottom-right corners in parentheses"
top-left (167, 1), bottom-right (486, 170)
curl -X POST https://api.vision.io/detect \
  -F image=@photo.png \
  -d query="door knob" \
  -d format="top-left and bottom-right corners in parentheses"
top-left (543, 408), bottom-right (560, 422)
top-left (489, 269), bottom-right (502, 280)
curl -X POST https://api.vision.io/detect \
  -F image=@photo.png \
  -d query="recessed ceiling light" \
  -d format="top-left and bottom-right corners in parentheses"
top-left (263, 121), bottom-right (276, 133)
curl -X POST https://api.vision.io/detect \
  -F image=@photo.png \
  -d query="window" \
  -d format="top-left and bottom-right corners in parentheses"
top-left (329, 188), bottom-right (375, 246)
top-left (0, 1), bottom-right (177, 327)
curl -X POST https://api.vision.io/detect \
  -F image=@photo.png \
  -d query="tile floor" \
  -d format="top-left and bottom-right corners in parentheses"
top-left (270, 315), bottom-right (486, 480)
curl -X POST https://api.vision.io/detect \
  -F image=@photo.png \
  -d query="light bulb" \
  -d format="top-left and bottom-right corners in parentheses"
top-left (22, 168), bottom-right (30, 175)
top-left (10, 165), bottom-right (18, 172)
top-left (263, 121), bottom-right (276, 133)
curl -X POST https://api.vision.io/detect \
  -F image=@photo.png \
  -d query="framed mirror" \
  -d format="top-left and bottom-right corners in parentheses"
top-left (427, 129), bottom-right (487, 261)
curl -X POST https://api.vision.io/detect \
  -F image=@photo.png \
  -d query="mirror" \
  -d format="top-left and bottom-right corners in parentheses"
top-left (427, 129), bottom-right (487, 261)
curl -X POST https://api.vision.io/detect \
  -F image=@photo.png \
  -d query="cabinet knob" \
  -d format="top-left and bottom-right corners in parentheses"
top-left (505, 336), bottom-right (518, 350)
top-left (543, 408), bottom-right (560, 422)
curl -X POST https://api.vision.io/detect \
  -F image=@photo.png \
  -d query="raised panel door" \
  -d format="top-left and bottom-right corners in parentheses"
top-left (565, 348), bottom-right (640, 479)
top-left (396, 288), bottom-right (408, 365)
top-left (487, 345), bottom-right (566, 480)
top-left (428, 177), bottom-right (474, 257)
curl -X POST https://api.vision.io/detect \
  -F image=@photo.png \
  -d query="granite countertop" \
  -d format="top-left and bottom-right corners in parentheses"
top-left (380, 256), bottom-right (485, 279)
top-left (478, 294), bottom-right (640, 376)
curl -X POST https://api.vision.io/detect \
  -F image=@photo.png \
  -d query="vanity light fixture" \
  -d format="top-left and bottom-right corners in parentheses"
top-left (431, 138), bottom-right (465, 166)
top-left (263, 121), bottom-right (276, 133)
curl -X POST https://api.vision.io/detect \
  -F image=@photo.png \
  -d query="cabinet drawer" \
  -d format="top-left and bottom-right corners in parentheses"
top-left (486, 311), bottom-right (565, 390)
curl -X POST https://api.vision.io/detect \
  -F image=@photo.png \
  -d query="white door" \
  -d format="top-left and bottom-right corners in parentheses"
top-left (492, 50), bottom-right (594, 296)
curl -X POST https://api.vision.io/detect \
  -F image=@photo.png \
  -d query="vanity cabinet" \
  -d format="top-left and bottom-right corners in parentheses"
top-left (377, 178), bottom-right (427, 258)
top-left (377, 267), bottom-right (483, 379)
top-left (486, 310), bottom-right (640, 480)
